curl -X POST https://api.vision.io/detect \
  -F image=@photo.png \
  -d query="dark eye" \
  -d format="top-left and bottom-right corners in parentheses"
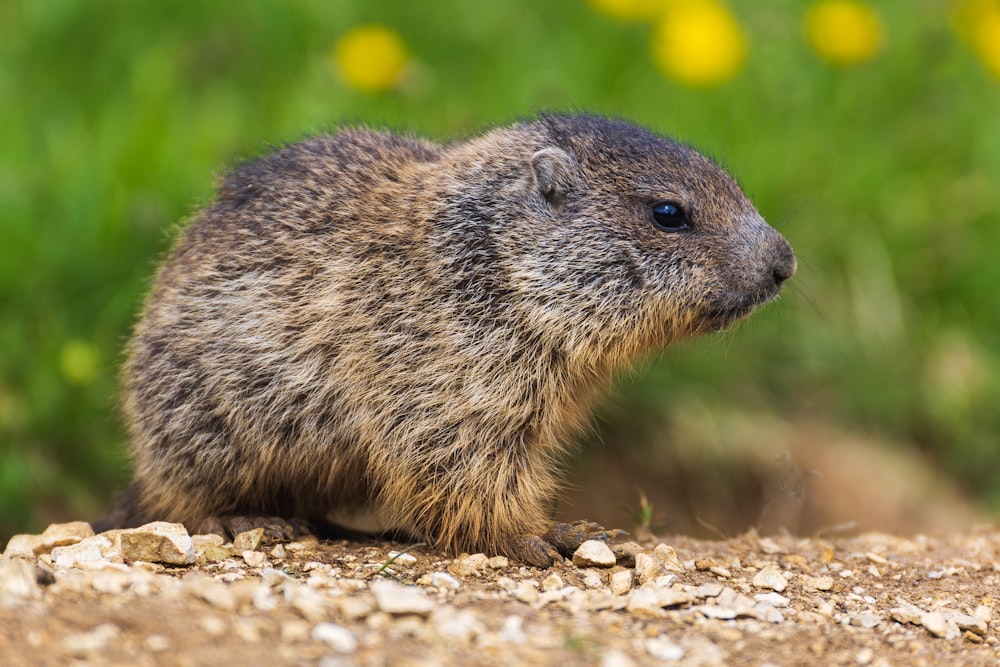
top-left (651, 201), bottom-right (688, 231)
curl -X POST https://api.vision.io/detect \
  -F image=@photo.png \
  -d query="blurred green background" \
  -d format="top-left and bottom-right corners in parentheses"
top-left (2, 0), bottom-right (999, 540)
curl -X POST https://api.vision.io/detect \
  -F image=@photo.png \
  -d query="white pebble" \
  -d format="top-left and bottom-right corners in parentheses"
top-left (646, 637), bottom-right (684, 661)
top-left (572, 540), bottom-right (616, 568)
top-left (752, 568), bottom-right (788, 592)
top-left (370, 579), bottom-right (435, 615)
top-left (312, 623), bottom-right (357, 652)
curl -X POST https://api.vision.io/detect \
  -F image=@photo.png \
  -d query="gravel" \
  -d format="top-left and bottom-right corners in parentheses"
top-left (2, 523), bottom-right (1000, 665)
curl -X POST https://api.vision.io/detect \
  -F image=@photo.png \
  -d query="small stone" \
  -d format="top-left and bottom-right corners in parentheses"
top-left (710, 566), bottom-right (732, 579)
top-left (198, 616), bottom-right (227, 636)
top-left (312, 623), bottom-right (357, 652)
top-left (541, 572), bottom-right (564, 592)
top-left (855, 647), bottom-right (874, 665)
top-left (89, 570), bottom-right (131, 594)
top-left (692, 583), bottom-right (725, 599)
top-left (653, 544), bottom-right (684, 573)
top-left (573, 540), bottom-right (616, 568)
top-left (694, 558), bottom-right (717, 571)
top-left (656, 587), bottom-right (695, 608)
top-left (486, 555), bottom-right (509, 569)
top-left (850, 613), bottom-right (881, 629)
top-left (449, 553), bottom-right (488, 577)
top-left (242, 550), bottom-right (267, 568)
top-left (191, 534), bottom-right (224, 549)
top-left (921, 611), bottom-right (960, 639)
top-left (974, 605), bottom-right (993, 624)
top-left (430, 607), bottom-right (484, 642)
top-left (6, 522), bottom-right (95, 558)
top-left (625, 587), bottom-right (666, 618)
top-left (646, 637), bottom-right (684, 661)
top-left (581, 570), bottom-right (604, 589)
top-left (145, 635), bottom-right (170, 652)
top-left (601, 649), bottom-right (637, 667)
top-left (754, 592), bottom-right (789, 608)
top-left (280, 620), bottom-right (311, 642)
top-left (756, 604), bottom-right (785, 624)
top-left (498, 615), bottom-right (528, 644)
top-left (197, 545), bottom-right (232, 563)
top-left (269, 543), bottom-right (286, 560)
top-left (888, 603), bottom-right (922, 626)
top-left (260, 567), bottom-right (290, 586)
top-left (232, 528), bottom-right (264, 552)
top-left (63, 623), bottom-right (120, 654)
top-left (2, 535), bottom-right (42, 559)
top-left (117, 522), bottom-right (194, 565)
top-left (801, 575), bottom-right (834, 592)
top-left (428, 571), bottom-right (460, 590)
top-left (949, 613), bottom-right (987, 636)
top-left (338, 595), bottom-right (375, 621)
top-left (634, 552), bottom-right (661, 585)
top-left (185, 577), bottom-right (236, 610)
top-left (386, 550), bottom-right (418, 565)
top-left (752, 568), bottom-right (787, 592)
top-left (964, 630), bottom-right (984, 643)
top-left (370, 579), bottom-right (435, 615)
top-left (288, 586), bottom-right (329, 621)
top-left (513, 580), bottom-right (539, 604)
top-left (0, 558), bottom-right (41, 601)
top-left (696, 605), bottom-right (738, 620)
top-left (51, 535), bottom-right (116, 569)
top-left (233, 619), bottom-right (262, 643)
top-left (609, 568), bottom-right (633, 595)
top-left (758, 537), bottom-right (783, 554)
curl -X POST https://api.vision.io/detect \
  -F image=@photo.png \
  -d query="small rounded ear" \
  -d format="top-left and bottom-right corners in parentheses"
top-left (530, 147), bottom-right (581, 207)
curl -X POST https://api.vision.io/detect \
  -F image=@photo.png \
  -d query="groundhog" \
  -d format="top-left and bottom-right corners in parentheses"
top-left (100, 114), bottom-right (795, 566)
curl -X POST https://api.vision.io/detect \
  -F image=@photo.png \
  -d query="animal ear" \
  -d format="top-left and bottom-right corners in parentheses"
top-left (530, 147), bottom-right (580, 207)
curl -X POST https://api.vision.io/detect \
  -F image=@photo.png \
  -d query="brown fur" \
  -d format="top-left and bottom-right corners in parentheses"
top-left (108, 114), bottom-right (795, 563)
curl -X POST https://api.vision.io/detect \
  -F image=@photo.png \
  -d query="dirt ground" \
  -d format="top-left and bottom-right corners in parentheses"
top-left (2, 522), bottom-right (999, 666)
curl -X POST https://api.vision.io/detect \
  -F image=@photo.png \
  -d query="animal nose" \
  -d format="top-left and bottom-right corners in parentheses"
top-left (771, 247), bottom-right (796, 287)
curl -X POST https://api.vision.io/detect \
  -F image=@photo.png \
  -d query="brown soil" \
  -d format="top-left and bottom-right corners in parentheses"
top-left (2, 528), bottom-right (999, 666)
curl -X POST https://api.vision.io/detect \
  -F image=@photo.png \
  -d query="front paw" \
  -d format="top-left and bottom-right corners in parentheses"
top-left (192, 515), bottom-right (314, 542)
top-left (543, 520), bottom-right (627, 557)
top-left (502, 521), bottom-right (628, 567)
top-left (501, 534), bottom-right (563, 568)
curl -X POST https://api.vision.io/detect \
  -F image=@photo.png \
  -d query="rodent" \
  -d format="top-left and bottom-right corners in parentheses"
top-left (100, 114), bottom-right (795, 566)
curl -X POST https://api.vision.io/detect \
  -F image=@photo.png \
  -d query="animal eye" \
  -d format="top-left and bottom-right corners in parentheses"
top-left (651, 201), bottom-right (688, 231)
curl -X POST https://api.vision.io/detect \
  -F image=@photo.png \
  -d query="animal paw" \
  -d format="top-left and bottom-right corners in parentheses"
top-left (192, 515), bottom-right (314, 542)
top-left (503, 520), bottom-right (628, 567)
top-left (501, 534), bottom-right (563, 568)
top-left (543, 520), bottom-right (628, 557)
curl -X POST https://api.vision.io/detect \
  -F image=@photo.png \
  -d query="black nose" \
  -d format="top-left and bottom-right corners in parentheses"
top-left (772, 247), bottom-right (796, 287)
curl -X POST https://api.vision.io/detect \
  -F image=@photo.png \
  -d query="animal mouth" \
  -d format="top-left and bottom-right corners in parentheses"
top-left (699, 290), bottom-right (777, 333)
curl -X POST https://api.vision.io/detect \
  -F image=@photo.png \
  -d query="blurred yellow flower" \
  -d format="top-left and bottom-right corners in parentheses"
top-left (952, 0), bottom-right (1000, 79)
top-left (804, 1), bottom-right (884, 66)
top-left (60, 339), bottom-right (99, 386)
top-left (588, 0), bottom-right (669, 21)
top-left (651, 0), bottom-right (747, 87)
top-left (331, 25), bottom-right (410, 94)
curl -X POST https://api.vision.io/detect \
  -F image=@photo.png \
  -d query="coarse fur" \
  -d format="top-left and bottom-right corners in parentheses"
top-left (107, 114), bottom-right (795, 564)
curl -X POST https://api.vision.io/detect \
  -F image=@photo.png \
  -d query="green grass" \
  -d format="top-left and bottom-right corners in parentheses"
top-left (2, 0), bottom-right (999, 538)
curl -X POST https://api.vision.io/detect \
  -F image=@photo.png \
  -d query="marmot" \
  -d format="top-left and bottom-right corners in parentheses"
top-left (101, 114), bottom-right (795, 566)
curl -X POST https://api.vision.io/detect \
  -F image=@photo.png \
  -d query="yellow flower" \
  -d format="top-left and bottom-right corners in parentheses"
top-left (60, 339), bottom-right (99, 386)
top-left (804, 1), bottom-right (884, 66)
top-left (650, 0), bottom-right (747, 87)
top-left (589, 0), bottom-right (669, 21)
top-left (952, 0), bottom-right (1000, 79)
top-left (331, 25), bottom-right (410, 94)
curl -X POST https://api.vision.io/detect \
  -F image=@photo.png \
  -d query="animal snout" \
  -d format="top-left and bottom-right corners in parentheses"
top-left (771, 242), bottom-right (796, 288)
